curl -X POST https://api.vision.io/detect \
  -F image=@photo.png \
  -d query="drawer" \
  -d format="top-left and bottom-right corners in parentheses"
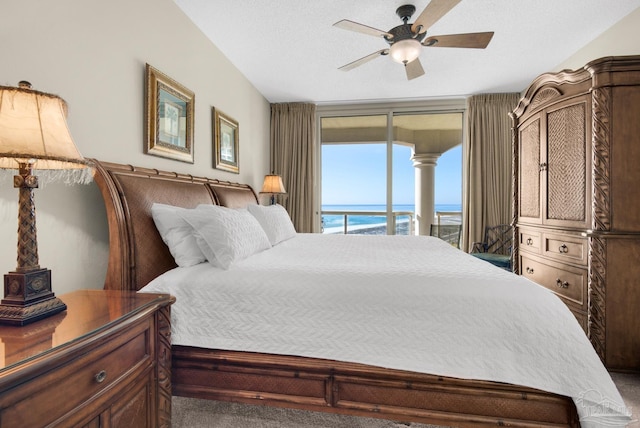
top-left (520, 254), bottom-right (587, 311)
top-left (0, 318), bottom-right (152, 427)
top-left (519, 229), bottom-right (541, 254)
top-left (542, 233), bottom-right (588, 265)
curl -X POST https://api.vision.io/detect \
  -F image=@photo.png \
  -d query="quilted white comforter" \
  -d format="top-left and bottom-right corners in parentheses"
top-left (140, 233), bottom-right (631, 426)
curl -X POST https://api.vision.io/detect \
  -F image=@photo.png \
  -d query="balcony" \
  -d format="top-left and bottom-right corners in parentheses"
top-left (321, 210), bottom-right (461, 235)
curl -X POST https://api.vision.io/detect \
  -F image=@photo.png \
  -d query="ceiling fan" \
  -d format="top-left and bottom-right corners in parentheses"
top-left (333, 0), bottom-right (494, 80)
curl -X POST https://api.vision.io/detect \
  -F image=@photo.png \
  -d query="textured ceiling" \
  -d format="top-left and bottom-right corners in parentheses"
top-left (174, 0), bottom-right (640, 104)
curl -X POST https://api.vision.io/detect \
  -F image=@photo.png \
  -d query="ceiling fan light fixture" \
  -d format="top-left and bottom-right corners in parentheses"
top-left (389, 38), bottom-right (421, 64)
top-left (334, 1), bottom-right (494, 80)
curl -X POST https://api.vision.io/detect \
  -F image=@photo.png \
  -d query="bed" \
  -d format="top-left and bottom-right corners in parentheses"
top-left (91, 159), bottom-right (631, 428)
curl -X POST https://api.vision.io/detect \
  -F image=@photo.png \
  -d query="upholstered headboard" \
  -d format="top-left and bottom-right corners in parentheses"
top-left (92, 159), bottom-right (258, 291)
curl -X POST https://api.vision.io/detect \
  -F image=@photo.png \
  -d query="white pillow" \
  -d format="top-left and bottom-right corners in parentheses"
top-left (179, 205), bottom-right (271, 269)
top-left (150, 203), bottom-right (206, 267)
top-left (247, 204), bottom-right (297, 245)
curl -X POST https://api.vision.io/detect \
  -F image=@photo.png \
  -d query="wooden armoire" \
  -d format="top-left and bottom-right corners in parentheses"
top-left (511, 56), bottom-right (640, 371)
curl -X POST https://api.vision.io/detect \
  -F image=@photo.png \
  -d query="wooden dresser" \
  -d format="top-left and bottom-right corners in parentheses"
top-left (511, 55), bottom-right (640, 371)
top-left (0, 290), bottom-right (174, 427)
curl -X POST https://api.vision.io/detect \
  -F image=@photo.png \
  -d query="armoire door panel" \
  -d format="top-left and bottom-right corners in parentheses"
top-left (518, 117), bottom-right (541, 222)
top-left (544, 99), bottom-right (590, 228)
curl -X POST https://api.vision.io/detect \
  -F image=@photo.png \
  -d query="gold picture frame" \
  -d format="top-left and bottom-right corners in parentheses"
top-left (145, 64), bottom-right (195, 163)
top-left (213, 108), bottom-right (239, 173)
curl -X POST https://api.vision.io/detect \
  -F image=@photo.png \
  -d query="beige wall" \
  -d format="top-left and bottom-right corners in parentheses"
top-left (555, 6), bottom-right (640, 71)
top-left (0, 0), bottom-right (270, 293)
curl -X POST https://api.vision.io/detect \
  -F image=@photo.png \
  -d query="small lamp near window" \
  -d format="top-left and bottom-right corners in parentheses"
top-left (259, 173), bottom-right (286, 205)
top-left (0, 81), bottom-right (93, 326)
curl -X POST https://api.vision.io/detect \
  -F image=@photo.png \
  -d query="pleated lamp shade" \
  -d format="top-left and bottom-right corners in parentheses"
top-left (259, 173), bottom-right (286, 205)
top-left (0, 82), bottom-right (92, 177)
top-left (260, 174), bottom-right (286, 194)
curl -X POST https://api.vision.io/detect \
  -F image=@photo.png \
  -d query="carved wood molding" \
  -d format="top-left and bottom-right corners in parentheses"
top-left (157, 303), bottom-right (173, 428)
top-left (588, 236), bottom-right (607, 362)
top-left (588, 86), bottom-right (612, 365)
top-left (511, 117), bottom-right (519, 274)
top-left (0, 295), bottom-right (65, 324)
top-left (511, 68), bottom-right (591, 118)
top-left (591, 87), bottom-right (612, 232)
top-left (529, 88), bottom-right (562, 111)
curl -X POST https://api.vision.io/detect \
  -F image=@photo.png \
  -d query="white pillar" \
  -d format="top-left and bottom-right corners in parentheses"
top-left (411, 153), bottom-right (440, 236)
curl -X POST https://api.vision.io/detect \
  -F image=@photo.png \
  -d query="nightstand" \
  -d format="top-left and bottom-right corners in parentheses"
top-left (0, 290), bottom-right (174, 427)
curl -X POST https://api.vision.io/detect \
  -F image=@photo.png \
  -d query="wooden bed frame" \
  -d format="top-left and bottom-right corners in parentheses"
top-left (92, 159), bottom-right (580, 427)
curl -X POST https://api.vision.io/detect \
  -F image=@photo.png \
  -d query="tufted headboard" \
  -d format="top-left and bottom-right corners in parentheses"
top-left (91, 159), bottom-right (258, 291)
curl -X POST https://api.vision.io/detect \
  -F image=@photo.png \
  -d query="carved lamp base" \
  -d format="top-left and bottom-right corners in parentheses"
top-left (0, 268), bottom-right (67, 326)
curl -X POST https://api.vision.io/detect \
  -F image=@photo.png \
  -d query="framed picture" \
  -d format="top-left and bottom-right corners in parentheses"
top-left (213, 108), bottom-right (239, 173)
top-left (144, 64), bottom-right (195, 163)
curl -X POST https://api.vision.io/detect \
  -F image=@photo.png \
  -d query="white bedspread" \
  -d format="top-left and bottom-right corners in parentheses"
top-left (141, 233), bottom-right (631, 426)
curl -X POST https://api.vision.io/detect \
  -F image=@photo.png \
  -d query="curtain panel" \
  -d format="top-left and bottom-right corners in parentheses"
top-left (270, 103), bottom-right (316, 233)
top-left (463, 93), bottom-right (520, 252)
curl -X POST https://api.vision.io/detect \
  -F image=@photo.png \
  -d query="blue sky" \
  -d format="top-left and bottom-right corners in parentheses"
top-left (322, 143), bottom-right (462, 206)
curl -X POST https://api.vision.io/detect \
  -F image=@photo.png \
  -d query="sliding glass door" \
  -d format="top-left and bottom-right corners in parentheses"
top-left (319, 109), bottom-right (462, 236)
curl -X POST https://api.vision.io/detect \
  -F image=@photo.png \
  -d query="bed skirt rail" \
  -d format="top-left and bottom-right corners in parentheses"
top-left (172, 346), bottom-right (579, 428)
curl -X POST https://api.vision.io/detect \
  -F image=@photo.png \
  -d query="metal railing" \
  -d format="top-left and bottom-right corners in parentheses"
top-left (321, 210), bottom-right (461, 235)
top-left (435, 211), bottom-right (462, 226)
top-left (321, 210), bottom-right (415, 235)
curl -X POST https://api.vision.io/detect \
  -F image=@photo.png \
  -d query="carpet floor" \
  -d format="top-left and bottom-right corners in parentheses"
top-left (172, 397), bottom-right (444, 428)
top-left (172, 372), bottom-right (640, 427)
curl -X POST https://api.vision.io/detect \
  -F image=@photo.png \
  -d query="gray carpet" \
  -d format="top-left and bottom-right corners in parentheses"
top-left (611, 372), bottom-right (640, 428)
top-left (172, 398), bottom-right (443, 428)
top-left (172, 372), bottom-right (640, 427)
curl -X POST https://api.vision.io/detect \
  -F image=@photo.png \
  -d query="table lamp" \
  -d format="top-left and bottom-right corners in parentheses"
top-left (0, 81), bottom-right (93, 326)
top-left (259, 173), bottom-right (287, 205)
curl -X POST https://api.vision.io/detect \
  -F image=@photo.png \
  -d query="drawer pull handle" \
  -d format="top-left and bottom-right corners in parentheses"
top-left (526, 267), bottom-right (534, 274)
top-left (559, 244), bottom-right (569, 254)
top-left (556, 279), bottom-right (569, 288)
top-left (526, 238), bottom-right (533, 246)
top-left (95, 370), bottom-right (107, 384)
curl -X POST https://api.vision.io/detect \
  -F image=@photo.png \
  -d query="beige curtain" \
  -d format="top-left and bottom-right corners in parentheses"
top-left (462, 93), bottom-right (520, 252)
top-left (270, 103), bottom-right (316, 233)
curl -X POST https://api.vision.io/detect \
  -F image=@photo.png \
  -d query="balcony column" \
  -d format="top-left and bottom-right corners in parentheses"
top-left (411, 153), bottom-right (440, 236)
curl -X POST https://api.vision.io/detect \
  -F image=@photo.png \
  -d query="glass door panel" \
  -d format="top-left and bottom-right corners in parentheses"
top-left (321, 115), bottom-right (387, 234)
top-left (392, 112), bottom-right (462, 236)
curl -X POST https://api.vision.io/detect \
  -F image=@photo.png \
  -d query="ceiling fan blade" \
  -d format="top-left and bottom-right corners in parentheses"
top-left (405, 58), bottom-right (425, 80)
top-left (411, 0), bottom-right (462, 34)
top-left (333, 19), bottom-right (392, 38)
top-left (423, 32), bottom-right (494, 48)
top-left (338, 49), bottom-right (389, 71)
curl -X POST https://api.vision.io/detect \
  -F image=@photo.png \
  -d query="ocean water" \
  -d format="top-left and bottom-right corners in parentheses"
top-left (321, 204), bottom-right (461, 232)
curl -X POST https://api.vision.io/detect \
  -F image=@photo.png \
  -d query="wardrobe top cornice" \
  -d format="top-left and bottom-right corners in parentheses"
top-left (511, 55), bottom-right (640, 120)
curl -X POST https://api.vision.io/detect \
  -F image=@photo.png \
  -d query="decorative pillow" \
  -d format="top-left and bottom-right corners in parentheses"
top-left (247, 204), bottom-right (297, 245)
top-left (150, 203), bottom-right (206, 267)
top-left (179, 205), bottom-right (271, 269)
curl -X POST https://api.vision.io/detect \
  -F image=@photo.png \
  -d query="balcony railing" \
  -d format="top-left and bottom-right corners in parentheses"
top-left (321, 210), bottom-right (462, 235)
top-left (321, 210), bottom-right (414, 235)
top-left (434, 211), bottom-right (462, 227)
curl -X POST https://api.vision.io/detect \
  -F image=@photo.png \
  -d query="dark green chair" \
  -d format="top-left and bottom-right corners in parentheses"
top-left (470, 224), bottom-right (513, 270)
